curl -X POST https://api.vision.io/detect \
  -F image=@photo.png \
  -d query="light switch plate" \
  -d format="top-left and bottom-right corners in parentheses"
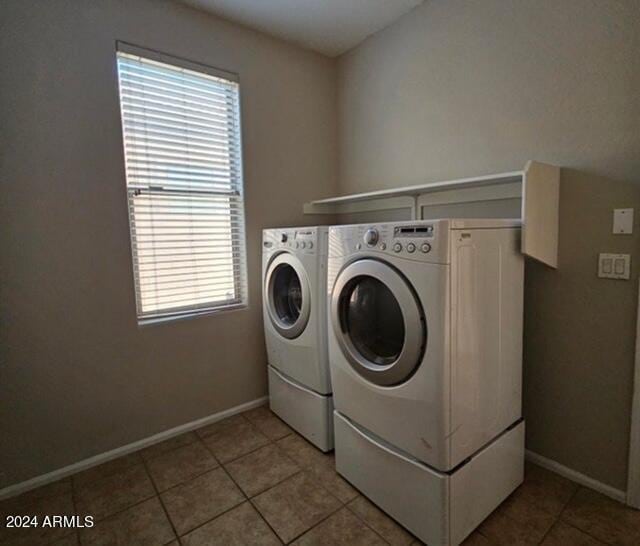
top-left (598, 253), bottom-right (631, 280)
top-left (613, 208), bottom-right (633, 234)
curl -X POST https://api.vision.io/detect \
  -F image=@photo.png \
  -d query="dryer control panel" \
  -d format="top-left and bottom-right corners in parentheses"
top-left (329, 220), bottom-right (450, 264)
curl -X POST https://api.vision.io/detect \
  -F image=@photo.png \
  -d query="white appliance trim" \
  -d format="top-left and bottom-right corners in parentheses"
top-left (525, 450), bottom-right (626, 503)
top-left (0, 395), bottom-right (268, 501)
top-left (627, 278), bottom-right (640, 508)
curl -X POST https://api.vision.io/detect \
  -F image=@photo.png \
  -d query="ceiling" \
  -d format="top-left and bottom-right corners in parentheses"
top-left (181, 0), bottom-right (424, 57)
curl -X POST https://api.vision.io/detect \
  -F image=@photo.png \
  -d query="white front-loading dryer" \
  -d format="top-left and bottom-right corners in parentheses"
top-left (328, 219), bottom-right (525, 545)
top-left (263, 226), bottom-right (333, 450)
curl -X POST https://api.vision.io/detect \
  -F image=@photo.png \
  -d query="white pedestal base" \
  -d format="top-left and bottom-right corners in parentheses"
top-left (268, 365), bottom-right (334, 451)
top-left (334, 411), bottom-right (524, 545)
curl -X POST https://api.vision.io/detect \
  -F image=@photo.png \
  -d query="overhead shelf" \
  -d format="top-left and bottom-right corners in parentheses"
top-left (304, 160), bottom-right (560, 268)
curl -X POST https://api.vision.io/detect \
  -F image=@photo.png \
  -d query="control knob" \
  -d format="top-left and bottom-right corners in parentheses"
top-left (364, 228), bottom-right (379, 246)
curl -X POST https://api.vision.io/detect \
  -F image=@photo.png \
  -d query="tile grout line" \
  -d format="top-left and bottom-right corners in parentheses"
top-left (70, 461), bottom-right (157, 529)
top-left (197, 418), bottom-right (282, 465)
top-left (557, 486), bottom-right (609, 545)
top-left (272, 463), bottom-right (352, 546)
top-left (197, 416), bottom-right (350, 545)
top-left (236, 450), bottom-right (293, 546)
top-left (70, 457), bottom-right (142, 491)
top-left (483, 506), bottom-right (551, 544)
top-left (139, 432), bottom-right (201, 465)
top-left (198, 431), bottom-right (286, 543)
top-left (476, 469), bottom-right (585, 544)
top-left (138, 412), bottom-right (295, 541)
top-left (560, 520), bottom-right (608, 545)
top-left (256, 457), bottom-right (356, 545)
top-left (68, 478), bottom-right (81, 545)
top-left (336, 471), bottom-right (407, 545)
top-left (166, 435), bottom-right (249, 540)
top-left (173, 498), bottom-right (248, 541)
top-left (249, 444), bottom-right (392, 544)
top-left (74, 491), bottom-right (158, 533)
top-left (476, 478), bottom-right (588, 545)
top-left (140, 454), bottom-right (182, 545)
top-left (343, 500), bottom-right (400, 545)
top-left (150, 443), bottom-right (221, 495)
top-left (280, 502), bottom-right (346, 545)
top-left (71, 413), bottom-right (266, 543)
top-left (536, 515), bottom-right (557, 544)
top-left (246, 496), bottom-right (288, 544)
top-left (558, 484), bottom-right (580, 518)
top-left (148, 422), bottom-right (293, 499)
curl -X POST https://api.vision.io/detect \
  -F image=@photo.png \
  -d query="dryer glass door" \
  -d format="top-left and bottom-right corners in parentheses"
top-left (332, 259), bottom-right (426, 386)
top-left (344, 277), bottom-right (404, 366)
top-left (266, 253), bottom-right (311, 339)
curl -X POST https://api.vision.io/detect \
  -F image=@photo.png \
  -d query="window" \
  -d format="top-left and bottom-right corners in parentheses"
top-left (116, 43), bottom-right (247, 323)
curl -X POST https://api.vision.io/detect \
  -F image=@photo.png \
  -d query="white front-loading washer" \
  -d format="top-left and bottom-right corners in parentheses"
top-left (328, 219), bottom-right (525, 545)
top-left (263, 226), bottom-right (333, 451)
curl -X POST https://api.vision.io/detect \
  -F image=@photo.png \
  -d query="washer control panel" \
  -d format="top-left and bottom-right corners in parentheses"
top-left (263, 228), bottom-right (319, 254)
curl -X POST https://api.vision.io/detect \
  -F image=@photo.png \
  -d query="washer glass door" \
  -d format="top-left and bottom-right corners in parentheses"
top-left (266, 253), bottom-right (311, 339)
top-left (273, 264), bottom-right (303, 325)
top-left (332, 259), bottom-right (425, 386)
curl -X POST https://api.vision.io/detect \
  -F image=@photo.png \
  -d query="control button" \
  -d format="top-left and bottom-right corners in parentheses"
top-left (364, 228), bottom-right (379, 246)
top-left (295, 241), bottom-right (299, 249)
top-left (421, 243), bottom-right (432, 253)
top-left (356, 243), bottom-right (362, 250)
top-left (300, 242), bottom-right (306, 249)
top-left (380, 243), bottom-right (387, 251)
top-left (308, 242), bottom-right (313, 249)
top-left (407, 243), bottom-right (416, 253)
top-left (281, 234), bottom-right (288, 243)
top-left (393, 243), bottom-right (402, 253)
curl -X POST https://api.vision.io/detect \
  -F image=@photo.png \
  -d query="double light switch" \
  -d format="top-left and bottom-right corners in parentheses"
top-left (598, 253), bottom-right (631, 280)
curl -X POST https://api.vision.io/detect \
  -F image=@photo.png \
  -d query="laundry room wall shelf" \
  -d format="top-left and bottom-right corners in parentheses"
top-left (304, 160), bottom-right (560, 268)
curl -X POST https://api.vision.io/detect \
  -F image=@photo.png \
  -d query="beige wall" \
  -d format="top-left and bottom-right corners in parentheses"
top-left (525, 171), bottom-right (639, 490)
top-left (337, 0), bottom-right (640, 489)
top-left (0, 0), bottom-right (337, 488)
top-left (2, 0), bottom-right (638, 495)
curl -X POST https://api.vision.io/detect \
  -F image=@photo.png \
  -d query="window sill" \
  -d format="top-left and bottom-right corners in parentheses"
top-left (137, 303), bottom-right (248, 328)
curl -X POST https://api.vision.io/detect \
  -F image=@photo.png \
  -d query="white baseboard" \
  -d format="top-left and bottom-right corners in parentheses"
top-left (525, 450), bottom-right (627, 504)
top-left (0, 396), bottom-right (268, 501)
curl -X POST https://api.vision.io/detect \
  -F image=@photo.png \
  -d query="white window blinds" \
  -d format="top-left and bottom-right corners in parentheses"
top-left (116, 45), bottom-right (248, 323)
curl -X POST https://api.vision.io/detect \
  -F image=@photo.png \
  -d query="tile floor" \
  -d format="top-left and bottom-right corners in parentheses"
top-left (1, 405), bottom-right (639, 545)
